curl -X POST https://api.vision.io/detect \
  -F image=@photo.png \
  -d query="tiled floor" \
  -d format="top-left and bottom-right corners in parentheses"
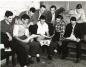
top-left (1, 54), bottom-right (86, 67)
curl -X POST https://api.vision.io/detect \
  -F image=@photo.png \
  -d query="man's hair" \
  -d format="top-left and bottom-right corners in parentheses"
top-left (30, 7), bottom-right (36, 13)
top-left (70, 17), bottom-right (76, 21)
top-left (56, 15), bottom-right (63, 20)
top-left (5, 10), bottom-right (13, 17)
top-left (76, 4), bottom-right (82, 9)
top-left (50, 5), bottom-right (56, 10)
top-left (21, 14), bottom-right (30, 20)
top-left (12, 16), bottom-right (20, 23)
top-left (40, 5), bottom-right (46, 8)
top-left (39, 15), bottom-right (46, 20)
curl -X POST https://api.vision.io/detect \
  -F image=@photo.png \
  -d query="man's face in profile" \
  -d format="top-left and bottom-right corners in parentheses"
top-left (22, 19), bottom-right (29, 25)
top-left (6, 16), bottom-right (13, 23)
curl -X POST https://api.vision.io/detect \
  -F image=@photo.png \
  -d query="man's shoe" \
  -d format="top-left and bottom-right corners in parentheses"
top-left (75, 58), bottom-right (80, 63)
top-left (36, 57), bottom-right (40, 62)
top-left (28, 58), bottom-right (34, 64)
top-left (47, 55), bottom-right (52, 60)
top-left (60, 55), bottom-right (66, 59)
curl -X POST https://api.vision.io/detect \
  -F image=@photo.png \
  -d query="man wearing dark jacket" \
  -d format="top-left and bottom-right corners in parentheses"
top-left (61, 17), bottom-right (81, 62)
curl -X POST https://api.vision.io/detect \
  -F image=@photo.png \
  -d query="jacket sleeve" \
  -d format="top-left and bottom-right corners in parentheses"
top-left (74, 23), bottom-right (81, 39)
top-left (29, 24), bottom-right (38, 34)
top-left (75, 23), bottom-right (86, 39)
top-left (63, 23), bottom-right (71, 38)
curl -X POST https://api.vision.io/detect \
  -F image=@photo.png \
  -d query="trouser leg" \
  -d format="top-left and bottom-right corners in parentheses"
top-left (61, 40), bottom-right (69, 59)
top-left (76, 41), bottom-right (81, 62)
top-left (12, 38), bottom-right (28, 67)
top-left (29, 41), bottom-right (41, 57)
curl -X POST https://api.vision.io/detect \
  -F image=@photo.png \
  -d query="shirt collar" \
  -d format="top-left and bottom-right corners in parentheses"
top-left (5, 19), bottom-right (10, 25)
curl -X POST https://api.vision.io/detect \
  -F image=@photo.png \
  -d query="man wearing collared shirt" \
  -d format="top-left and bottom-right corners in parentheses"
top-left (37, 17), bottom-right (49, 36)
top-left (61, 17), bottom-right (81, 62)
top-left (14, 14), bottom-right (41, 63)
top-left (50, 5), bottom-right (57, 24)
top-left (53, 15), bottom-right (66, 41)
top-left (35, 5), bottom-right (48, 22)
top-left (36, 15), bottom-right (54, 60)
top-left (50, 15), bottom-right (66, 56)
top-left (13, 14), bottom-right (31, 67)
top-left (1, 11), bottom-right (13, 51)
top-left (46, 5), bottom-right (57, 25)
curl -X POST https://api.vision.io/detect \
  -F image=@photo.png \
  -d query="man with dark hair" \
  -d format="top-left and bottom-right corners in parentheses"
top-left (13, 14), bottom-right (41, 65)
top-left (45, 5), bottom-right (57, 24)
top-left (75, 4), bottom-right (86, 23)
top-left (37, 15), bottom-right (49, 36)
top-left (48, 15), bottom-right (66, 59)
top-left (1, 10), bottom-right (13, 51)
top-left (19, 7), bottom-right (38, 24)
top-left (29, 15), bottom-right (49, 61)
top-left (0, 10), bottom-right (17, 67)
top-left (21, 14), bottom-right (30, 20)
top-left (76, 4), bottom-right (82, 9)
top-left (30, 7), bottom-right (36, 13)
top-left (40, 5), bottom-right (46, 8)
top-left (36, 15), bottom-right (53, 60)
top-left (50, 5), bottom-right (56, 10)
top-left (13, 14), bottom-right (31, 67)
top-left (49, 5), bottom-right (56, 23)
top-left (25, 15), bottom-right (52, 60)
top-left (13, 14), bottom-right (30, 47)
top-left (52, 15), bottom-right (65, 42)
top-left (61, 17), bottom-right (81, 61)
top-left (5, 11), bottom-right (13, 17)
top-left (35, 5), bottom-right (47, 21)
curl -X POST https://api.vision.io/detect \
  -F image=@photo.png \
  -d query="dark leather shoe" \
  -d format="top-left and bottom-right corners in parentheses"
top-left (47, 55), bottom-right (52, 60)
top-left (75, 58), bottom-right (80, 63)
top-left (28, 58), bottom-right (34, 64)
top-left (36, 57), bottom-right (40, 62)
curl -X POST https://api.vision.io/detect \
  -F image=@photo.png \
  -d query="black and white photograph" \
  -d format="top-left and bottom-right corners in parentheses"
top-left (0, 0), bottom-right (86, 67)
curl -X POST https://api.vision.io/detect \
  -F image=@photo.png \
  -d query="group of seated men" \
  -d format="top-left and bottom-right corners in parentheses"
top-left (1, 4), bottom-right (86, 67)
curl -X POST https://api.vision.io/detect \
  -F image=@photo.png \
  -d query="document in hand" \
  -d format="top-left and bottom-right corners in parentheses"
top-left (66, 34), bottom-right (77, 41)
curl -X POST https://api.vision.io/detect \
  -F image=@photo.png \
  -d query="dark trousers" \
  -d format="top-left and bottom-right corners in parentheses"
top-left (42, 41), bottom-right (60, 56)
top-left (61, 39), bottom-right (81, 59)
top-left (29, 41), bottom-right (41, 57)
top-left (1, 32), bottom-right (16, 66)
top-left (1, 32), bottom-right (11, 48)
top-left (11, 38), bottom-right (28, 66)
top-left (52, 32), bottom-right (60, 42)
top-left (1, 32), bottom-right (28, 66)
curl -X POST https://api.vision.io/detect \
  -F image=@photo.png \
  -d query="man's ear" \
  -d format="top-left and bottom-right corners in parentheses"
top-left (5, 16), bottom-right (8, 19)
top-left (21, 19), bottom-right (24, 22)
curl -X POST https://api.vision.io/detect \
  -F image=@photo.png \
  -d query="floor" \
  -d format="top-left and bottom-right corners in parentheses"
top-left (1, 53), bottom-right (86, 67)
